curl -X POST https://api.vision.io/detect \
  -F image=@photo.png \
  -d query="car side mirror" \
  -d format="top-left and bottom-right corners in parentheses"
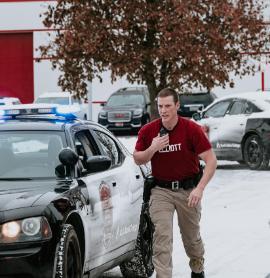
top-left (192, 113), bottom-right (201, 121)
top-left (59, 148), bottom-right (79, 167)
top-left (85, 155), bottom-right (111, 172)
top-left (100, 102), bottom-right (106, 107)
top-left (56, 148), bottom-right (79, 178)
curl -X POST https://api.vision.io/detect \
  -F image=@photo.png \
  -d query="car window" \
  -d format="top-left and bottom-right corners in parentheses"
top-left (35, 97), bottom-right (70, 105)
top-left (94, 131), bottom-right (120, 166)
top-left (203, 100), bottom-right (231, 118)
top-left (74, 130), bottom-right (97, 169)
top-left (107, 94), bottom-right (144, 106)
top-left (244, 101), bottom-right (261, 114)
top-left (228, 100), bottom-right (245, 115)
top-left (179, 93), bottom-right (216, 105)
top-left (0, 131), bottom-right (65, 178)
top-left (71, 97), bottom-right (82, 105)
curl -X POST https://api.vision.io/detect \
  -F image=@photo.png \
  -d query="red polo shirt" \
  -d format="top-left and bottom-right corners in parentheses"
top-left (135, 117), bottom-right (211, 181)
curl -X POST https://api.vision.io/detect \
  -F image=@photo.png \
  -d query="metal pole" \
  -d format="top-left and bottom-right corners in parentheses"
top-left (261, 71), bottom-right (265, 92)
top-left (87, 81), bottom-right (93, 120)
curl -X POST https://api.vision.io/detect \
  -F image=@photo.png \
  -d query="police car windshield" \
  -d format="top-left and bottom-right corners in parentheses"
top-left (107, 94), bottom-right (144, 106)
top-left (35, 97), bottom-right (70, 105)
top-left (0, 131), bottom-right (65, 179)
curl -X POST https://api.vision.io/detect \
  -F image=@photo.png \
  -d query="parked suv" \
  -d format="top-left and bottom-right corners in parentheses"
top-left (98, 86), bottom-right (151, 132)
top-left (178, 91), bottom-right (217, 117)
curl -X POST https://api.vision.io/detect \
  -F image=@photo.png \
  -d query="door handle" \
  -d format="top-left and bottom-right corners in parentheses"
top-left (135, 174), bottom-right (140, 179)
top-left (112, 181), bottom-right (117, 187)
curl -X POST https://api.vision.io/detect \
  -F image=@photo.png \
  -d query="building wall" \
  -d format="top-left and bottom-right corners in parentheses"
top-left (0, 0), bottom-right (60, 102)
top-left (0, 32), bottom-right (34, 103)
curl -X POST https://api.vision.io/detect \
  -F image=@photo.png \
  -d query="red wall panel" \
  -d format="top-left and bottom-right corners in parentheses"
top-left (0, 33), bottom-right (33, 103)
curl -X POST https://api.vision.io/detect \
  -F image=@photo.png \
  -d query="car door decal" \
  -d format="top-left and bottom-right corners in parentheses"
top-left (99, 181), bottom-right (113, 248)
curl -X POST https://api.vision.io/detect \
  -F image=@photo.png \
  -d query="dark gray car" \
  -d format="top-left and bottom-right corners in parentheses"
top-left (98, 87), bottom-right (151, 132)
top-left (178, 91), bottom-right (217, 117)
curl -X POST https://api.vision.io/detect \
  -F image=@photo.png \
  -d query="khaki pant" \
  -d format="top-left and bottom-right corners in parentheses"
top-left (149, 186), bottom-right (204, 278)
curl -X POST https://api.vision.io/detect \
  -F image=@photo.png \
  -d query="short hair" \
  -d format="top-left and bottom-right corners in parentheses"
top-left (157, 88), bottom-right (179, 104)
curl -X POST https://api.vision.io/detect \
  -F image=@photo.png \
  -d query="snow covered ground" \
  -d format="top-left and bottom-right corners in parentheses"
top-left (101, 135), bottom-right (270, 278)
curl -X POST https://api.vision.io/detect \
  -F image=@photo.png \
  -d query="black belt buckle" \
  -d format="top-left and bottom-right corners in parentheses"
top-left (171, 181), bottom-right (180, 191)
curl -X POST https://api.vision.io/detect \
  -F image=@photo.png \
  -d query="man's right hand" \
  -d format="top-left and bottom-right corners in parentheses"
top-left (133, 133), bottom-right (169, 165)
top-left (150, 133), bottom-right (169, 152)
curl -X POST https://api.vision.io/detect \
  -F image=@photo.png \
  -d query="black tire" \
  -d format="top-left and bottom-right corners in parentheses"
top-left (53, 224), bottom-right (82, 278)
top-left (243, 134), bottom-right (269, 170)
top-left (120, 203), bottom-right (154, 278)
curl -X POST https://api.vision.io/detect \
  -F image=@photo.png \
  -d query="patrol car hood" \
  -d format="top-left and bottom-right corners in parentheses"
top-left (102, 104), bottom-right (143, 111)
top-left (0, 179), bottom-right (63, 211)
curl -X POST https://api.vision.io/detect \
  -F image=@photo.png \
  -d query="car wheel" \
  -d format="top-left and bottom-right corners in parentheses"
top-left (243, 135), bottom-right (269, 170)
top-left (53, 224), bottom-right (82, 278)
top-left (120, 203), bottom-right (154, 278)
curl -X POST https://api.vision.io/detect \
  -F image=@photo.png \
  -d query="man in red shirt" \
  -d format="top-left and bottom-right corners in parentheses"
top-left (133, 88), bottom-right (217, 278)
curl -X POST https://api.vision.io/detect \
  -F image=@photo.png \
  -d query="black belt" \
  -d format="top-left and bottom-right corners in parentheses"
top-left (154, 175), bottom-right (199, 191)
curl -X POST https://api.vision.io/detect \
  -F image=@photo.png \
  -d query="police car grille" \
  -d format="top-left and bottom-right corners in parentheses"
top-left (108, 111), bottom-right (131, 122)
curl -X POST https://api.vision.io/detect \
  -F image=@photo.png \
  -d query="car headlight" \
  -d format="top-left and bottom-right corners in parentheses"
top-left (0, 216), bottom-right (52, 244)
top-left (133, 109), bottom-right (143, 117)
top-left (98, 111), bottom-right (107, 119)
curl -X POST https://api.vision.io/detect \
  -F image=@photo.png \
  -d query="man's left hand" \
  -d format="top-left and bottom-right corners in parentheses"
top-left (187, 187), bottom-right (203, 207)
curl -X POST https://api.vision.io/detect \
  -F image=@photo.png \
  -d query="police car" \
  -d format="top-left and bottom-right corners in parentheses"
top-left (193, 92), bottom-right (270, 170)
top-left (0, 104), bottom-right (154, 278)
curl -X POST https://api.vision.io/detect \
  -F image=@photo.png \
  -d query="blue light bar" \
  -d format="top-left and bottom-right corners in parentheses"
top-left (0, 104), bottom-right (77, 120)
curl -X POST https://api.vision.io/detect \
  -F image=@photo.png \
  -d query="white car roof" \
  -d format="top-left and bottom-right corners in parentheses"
top-left (37, 92), bottom-right (71, 98)
top-left (209, 91), bottom-right (270, 110)
top-left (217, 91), bottom-right (270, 100)
top-left (0, 97), bottom-right (21, 104)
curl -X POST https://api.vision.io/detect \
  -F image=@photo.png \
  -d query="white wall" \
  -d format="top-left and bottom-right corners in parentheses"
top-left (0, 2), bottom-right (51, 30)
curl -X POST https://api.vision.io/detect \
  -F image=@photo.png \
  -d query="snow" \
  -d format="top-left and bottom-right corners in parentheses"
top-left (101, 136), bottom-right (270, 278)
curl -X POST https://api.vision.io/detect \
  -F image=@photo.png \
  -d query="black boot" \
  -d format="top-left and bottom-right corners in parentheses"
top-left (191, 271), bottom-right (205, 278)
